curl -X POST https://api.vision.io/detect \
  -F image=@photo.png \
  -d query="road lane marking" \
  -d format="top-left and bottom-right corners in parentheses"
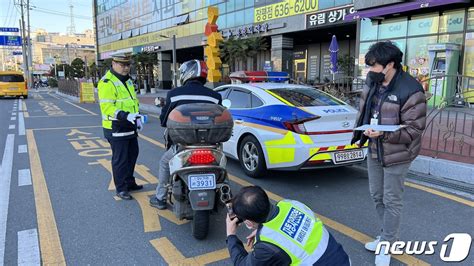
top-left (27, 114), bottom-right (97, 118)
top-left (32, 125), bottom-right (102, 131)
top-left (405, 182), bottom-right (474, 207)
top-left (64, 100), bottom-right (98, 115)
top-left (12, 112), bottom-right (17, 116)
top-left (18, 145), bottom-right (27, 153)
top-left (18, 112), bottom-right (25, 136)
top-left (17, 229), bottom-right (40, 265)
top-left (11, 117), bottom-right (16, 121)
top-left (9, 125), bottom-right (15, 129)
top-left (138, 133), bottom-right (165, 149)
top-left (140, 135), bottom-right (429, 266)
top-left (0, 134), bottom-right (15, 266)
top-left (18, 169), bottom-right (32, 186)
top-left (18, 99), bottom-right (22, 111)
top-left (22, 100), bottom-right (29, 118)
top-left (26, 130), bottom-right (66, 265)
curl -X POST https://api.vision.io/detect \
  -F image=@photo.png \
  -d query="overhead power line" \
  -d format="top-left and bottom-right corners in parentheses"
top-left (30, 7), bottom-right (92, 20)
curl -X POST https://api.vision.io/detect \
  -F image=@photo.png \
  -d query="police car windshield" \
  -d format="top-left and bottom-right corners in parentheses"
top-left (269, 87), bottom-right (344, 107)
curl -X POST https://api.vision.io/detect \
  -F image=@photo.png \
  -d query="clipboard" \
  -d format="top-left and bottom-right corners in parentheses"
top-left (354, 124), bottom-right (405, 132)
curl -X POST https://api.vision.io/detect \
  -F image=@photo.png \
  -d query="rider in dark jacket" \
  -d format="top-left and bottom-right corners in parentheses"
top-left (150, 60), bottom-right (222, 210)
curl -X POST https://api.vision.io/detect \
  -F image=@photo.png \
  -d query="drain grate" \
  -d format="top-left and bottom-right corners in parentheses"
top-left (407, 173), bottom-right (474, 195)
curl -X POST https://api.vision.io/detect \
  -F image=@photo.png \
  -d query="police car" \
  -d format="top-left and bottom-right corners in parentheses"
top-left (215, 71), bottom-right (368, 178)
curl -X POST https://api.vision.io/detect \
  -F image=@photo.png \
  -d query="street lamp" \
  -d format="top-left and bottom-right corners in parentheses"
top-left (160, 34), bottom-right (177, 88)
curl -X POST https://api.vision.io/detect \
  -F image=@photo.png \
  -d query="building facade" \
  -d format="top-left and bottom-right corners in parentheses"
top-left (346, 0), bottom-right (474, 81)
top-left (94, 0), bottom-right (356, 89)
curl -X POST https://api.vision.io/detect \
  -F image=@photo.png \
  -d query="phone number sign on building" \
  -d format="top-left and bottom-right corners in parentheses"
top-left (306, 5), bottom-right (355, 29)
top-left (255, 0), bottom-right (319, 23)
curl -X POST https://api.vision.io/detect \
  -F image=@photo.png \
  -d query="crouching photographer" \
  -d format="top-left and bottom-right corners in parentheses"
top-left (226, 186), bottom-right (350, 265)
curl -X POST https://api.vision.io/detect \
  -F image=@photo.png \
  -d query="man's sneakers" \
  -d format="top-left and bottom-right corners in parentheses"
top-left (365, 235), bottom-right (381, 252)
top-left (116, 191), bottom-right (133, 200)
top-left (366, 236), bottom-right (391, 266)
top-left (149, 196), bottom-right (167, 210)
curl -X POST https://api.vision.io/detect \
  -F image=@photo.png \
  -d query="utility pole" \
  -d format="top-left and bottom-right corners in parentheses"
top-left (172, 34), bottom-right (177, 88)
top-left (27, 0), bottom-right (33, 88)
top-left (19, 2), bottom-right (29, 84)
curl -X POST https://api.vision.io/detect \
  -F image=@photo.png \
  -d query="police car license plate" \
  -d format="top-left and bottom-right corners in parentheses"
top-left (334, 150), bottom-right (364, 164)
top-left (188, 174), bottom-right (216, 190)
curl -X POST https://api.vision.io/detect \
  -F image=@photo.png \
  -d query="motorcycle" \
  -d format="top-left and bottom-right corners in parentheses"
top-left (158, 99), bottom-right (233, 239)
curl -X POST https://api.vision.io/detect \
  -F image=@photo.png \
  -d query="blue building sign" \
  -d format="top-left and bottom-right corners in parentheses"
top-left (0, 35), bottom-right (22, 46)
top-left (0, 27), bottom-right (19, 32)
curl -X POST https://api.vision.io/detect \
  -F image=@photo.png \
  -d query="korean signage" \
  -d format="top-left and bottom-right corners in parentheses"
top-left (255, 0), bottom-right (319, 23)
top-left (0, 35), bottom-right (22, 46)
top-left (0, 27), bottom-right (19, 32)
top-left (80, 82), bottom-right (96, 103)
top-left (306, 5), bottom-right (355, 29)
top-left (222, 23), bottom-right (269, 39)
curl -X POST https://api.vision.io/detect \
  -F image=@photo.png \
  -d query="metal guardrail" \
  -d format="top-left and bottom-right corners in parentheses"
top-left (58, 79), bottom-right (80, 97)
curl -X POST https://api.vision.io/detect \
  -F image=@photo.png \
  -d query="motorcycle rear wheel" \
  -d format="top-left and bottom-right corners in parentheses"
top-left (192, 210), bottom-right (210, 240)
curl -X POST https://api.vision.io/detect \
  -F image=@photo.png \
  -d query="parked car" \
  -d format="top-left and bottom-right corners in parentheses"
top-left (214, 71), bottom-right (367, 178)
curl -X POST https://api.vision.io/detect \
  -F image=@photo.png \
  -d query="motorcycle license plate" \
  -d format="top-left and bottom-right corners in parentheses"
top-left (333, 149), bottom-right (364, 164)
top-left (188, 174), bottom-right (216, 190)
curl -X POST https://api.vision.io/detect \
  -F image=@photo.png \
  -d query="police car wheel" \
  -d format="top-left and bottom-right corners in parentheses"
top-left (239, 135), bottom-right (267, 178)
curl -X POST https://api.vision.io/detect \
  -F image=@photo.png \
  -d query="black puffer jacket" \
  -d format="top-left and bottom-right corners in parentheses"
top-left (351, 70), bottom-right (427, 167)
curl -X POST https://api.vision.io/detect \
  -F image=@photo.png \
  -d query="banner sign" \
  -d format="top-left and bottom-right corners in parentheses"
top-left (0, 27), bottom-right (19, 32)
top-left (255, 0), bottom-right (319, 23)
top-left (80, 82), bottom-right (96, 103)
top-left (306, 5), bottom-right (355, 29)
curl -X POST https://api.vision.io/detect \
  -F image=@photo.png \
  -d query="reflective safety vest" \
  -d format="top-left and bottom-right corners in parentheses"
top-left (98, 70), bottom-right (139, 137)
top-left (258, 200), bottom-right (329, 265)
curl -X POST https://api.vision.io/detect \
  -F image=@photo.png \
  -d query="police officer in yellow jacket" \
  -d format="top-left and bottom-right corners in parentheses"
top-left (226, 186), bottom-right (350, 265)
top-left (98, 53), bottom-right (143, 200)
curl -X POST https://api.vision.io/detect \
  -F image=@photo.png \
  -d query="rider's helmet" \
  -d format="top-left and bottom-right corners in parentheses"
top-left (178, 59), bottom-right (208, 86)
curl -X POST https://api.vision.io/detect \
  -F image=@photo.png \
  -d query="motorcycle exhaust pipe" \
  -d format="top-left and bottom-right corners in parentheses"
top-left (219, 184), bottom-right (231, 203)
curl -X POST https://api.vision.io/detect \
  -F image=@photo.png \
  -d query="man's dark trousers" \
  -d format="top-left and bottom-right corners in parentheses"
top-left (107, 137), bottom-right (139, 193)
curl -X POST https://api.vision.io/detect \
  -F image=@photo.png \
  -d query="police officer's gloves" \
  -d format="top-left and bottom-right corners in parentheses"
top-left (126, 113), bottom-right (140, 124)
top-left (136, 117), bottom-right (143, 131)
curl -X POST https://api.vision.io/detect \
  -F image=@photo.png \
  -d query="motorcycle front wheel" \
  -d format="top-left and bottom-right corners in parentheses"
top-left (192, 210), bottom-right (210, 240)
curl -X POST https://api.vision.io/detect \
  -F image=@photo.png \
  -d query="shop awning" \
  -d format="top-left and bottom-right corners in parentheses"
top-left (345, 0), bottom-right (469, 21)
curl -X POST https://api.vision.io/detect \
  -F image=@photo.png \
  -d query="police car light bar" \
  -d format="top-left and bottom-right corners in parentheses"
top-left (229, 71), bottom-right (290, 84)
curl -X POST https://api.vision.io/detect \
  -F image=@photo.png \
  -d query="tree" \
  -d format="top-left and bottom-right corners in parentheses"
top-left (71, 58), bottom-right (85, 78)
top-left (220, 37), bottom-right (268, 72)
top-left (337, 54), bottom-right (355, 77)
top-left (132, 52), bottom-right (157, 91)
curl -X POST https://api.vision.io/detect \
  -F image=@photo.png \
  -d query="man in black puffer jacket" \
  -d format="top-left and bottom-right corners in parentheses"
top-left (150, 60), bottom-right (222, 210)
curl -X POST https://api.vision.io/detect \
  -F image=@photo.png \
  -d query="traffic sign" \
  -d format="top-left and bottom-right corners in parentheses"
top-left (0, 35), bottom-right (22, 46)
top-left (0, 27), bottom-right (19, 32)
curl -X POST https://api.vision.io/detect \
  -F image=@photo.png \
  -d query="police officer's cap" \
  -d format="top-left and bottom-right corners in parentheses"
top-left (111, 52), bottom-right (132, 63)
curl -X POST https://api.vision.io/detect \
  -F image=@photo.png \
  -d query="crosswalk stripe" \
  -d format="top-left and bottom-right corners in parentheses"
top-left (18, 145), bottom-right (27, 154)
top-left (9, 125), bottom-right (15, 129)
top-left (17, 229), bottom-right (40, 265)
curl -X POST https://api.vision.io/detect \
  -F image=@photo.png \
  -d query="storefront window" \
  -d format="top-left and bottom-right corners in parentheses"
top-left (439, 9), bottom-right (465, 33)
top-left (408, 13), bottom-right (439, 36)
top-left (235, 0), bottom-right (245, 10)
top-left (464, 32), bottom-right (474, 76)
top-left (217, 3), bottom-right (226, 14)
top-left (438, 34), bottom-right (464, 45)
top-left (468, 8), bottom-right (474, 31)
top-left (360, 18), bottom-right (378, 41)
top-left (378, 18), bottom-right (408, 40)
top-left (245, 0), bottom-right (254, 8)
top-left (226, 0), bottom-right (235, 13)
top-left (406, 36), bottom-right (438, 81)
top-left (358, 42), bottom-right (375, 78)
top-left (217, 15), bottom-right (227, 29)
top-left (227, 12), bottom-right (236, 28)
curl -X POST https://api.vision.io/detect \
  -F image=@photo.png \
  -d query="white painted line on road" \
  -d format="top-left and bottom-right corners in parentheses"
top-left (12, 112), bottom-right (17, 116)
top-left (9, 125), bottom-right (15, 129)
top-left (18, 145), bottom-right (27, 154)
top-left (18, 99), bottom-right (23, 111)
top-left (11, 117), bottom-right (17, 121)
top-left (18, 169), bottom-right (32, 186)
top-left (17, 229), bottom-right (40, 265)
top-left (0, 134), bottom-right (15, 266)
top-left (18, 112), bottom-right (25, 136)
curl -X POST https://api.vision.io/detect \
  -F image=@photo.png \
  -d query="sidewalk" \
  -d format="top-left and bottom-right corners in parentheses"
top-left (136, 90), bottom-right (168, 115)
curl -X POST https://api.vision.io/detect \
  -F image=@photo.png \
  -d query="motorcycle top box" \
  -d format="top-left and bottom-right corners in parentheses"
top-left (167, 103), bottom-right (233, 145)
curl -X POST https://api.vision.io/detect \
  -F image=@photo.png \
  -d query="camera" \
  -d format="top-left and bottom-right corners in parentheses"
top-left (226, 202), bottom-right (243, 224)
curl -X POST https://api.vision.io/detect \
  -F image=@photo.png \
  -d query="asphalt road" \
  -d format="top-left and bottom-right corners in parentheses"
top-left (0, 90), bottom-right (473, 265)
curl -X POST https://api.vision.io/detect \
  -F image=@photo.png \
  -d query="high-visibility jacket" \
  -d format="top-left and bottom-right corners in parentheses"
top-left (258, 200), bottom-right (330, 265)
top-left (98, 70), bottom-right (139, 138)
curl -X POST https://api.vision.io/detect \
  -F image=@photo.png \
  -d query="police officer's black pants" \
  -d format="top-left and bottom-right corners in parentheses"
top-left (107, 137), bottom-right (139, 193)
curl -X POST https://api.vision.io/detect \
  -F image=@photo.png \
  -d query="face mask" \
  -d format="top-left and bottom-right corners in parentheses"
top-left (367, 70), bottom-right (385, 85)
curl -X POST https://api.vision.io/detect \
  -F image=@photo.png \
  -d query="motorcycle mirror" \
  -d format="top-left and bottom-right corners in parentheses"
top-left (155, 97), bottom-right (165, 107)
top-left (222, 99), bottom-right (232, 109)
